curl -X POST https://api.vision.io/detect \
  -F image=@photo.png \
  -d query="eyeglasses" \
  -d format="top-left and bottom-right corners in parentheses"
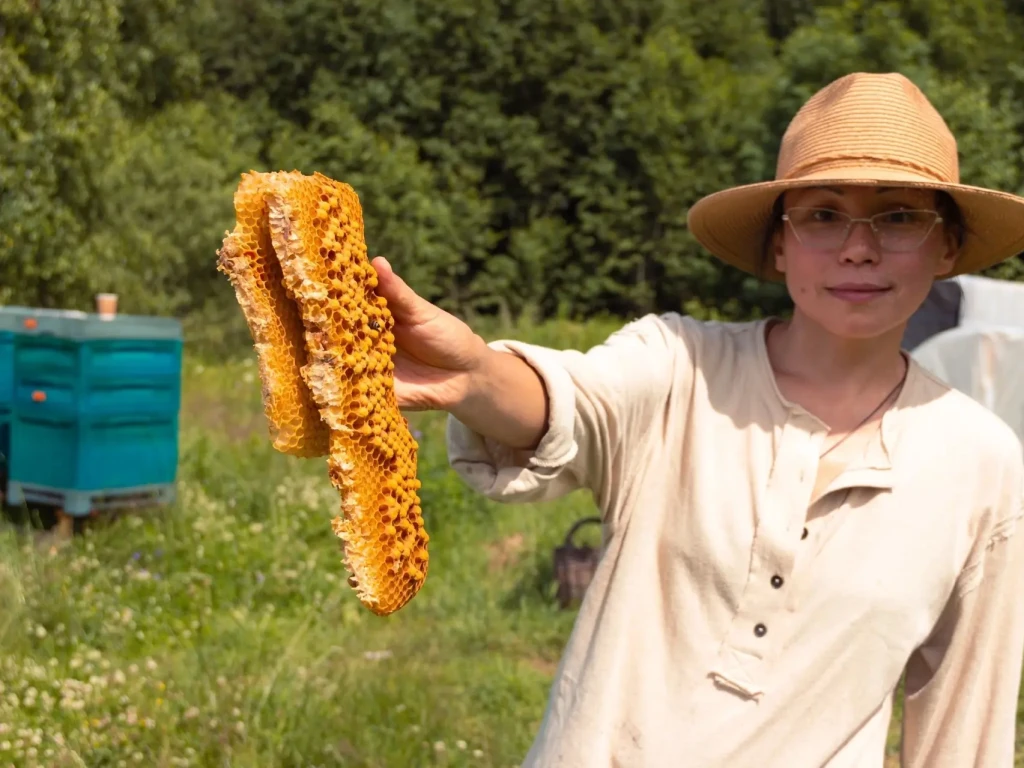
top-left (781, 207), bottom-right (944, 252)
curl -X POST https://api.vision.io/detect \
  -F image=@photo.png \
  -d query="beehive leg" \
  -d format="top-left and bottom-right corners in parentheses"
top-left (55, 509), bottom-right (73, 539)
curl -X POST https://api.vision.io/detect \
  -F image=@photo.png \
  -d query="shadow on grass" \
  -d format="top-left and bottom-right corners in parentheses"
top-left (499, 546), bottom-right (562, 613)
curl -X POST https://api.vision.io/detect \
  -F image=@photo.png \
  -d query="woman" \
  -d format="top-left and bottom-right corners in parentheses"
top-left (372, 72), bottom-right (1024, 766)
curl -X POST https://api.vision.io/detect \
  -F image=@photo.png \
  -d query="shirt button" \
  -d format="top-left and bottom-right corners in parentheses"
top-left (754, 623), bottom-right (767, 637)
top-left (771, 575), bottom-right (784, 589)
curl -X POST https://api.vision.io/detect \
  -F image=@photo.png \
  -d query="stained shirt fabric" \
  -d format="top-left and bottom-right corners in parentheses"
top-left (444, 313), bottom-right (1024, 768)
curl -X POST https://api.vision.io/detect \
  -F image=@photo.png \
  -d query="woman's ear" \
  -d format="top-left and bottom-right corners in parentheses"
top-left (934, 227), bottom-right (959, 277)
top-left (773, 226), bottom-right (787, 274)
top-left (933, 191), bottom-right (963, 278)
top-left (771, 193), bottom-right (788, 274)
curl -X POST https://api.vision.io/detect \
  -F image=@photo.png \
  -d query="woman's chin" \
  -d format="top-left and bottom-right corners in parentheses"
top-left (816, 315), bottom-right (906, 341)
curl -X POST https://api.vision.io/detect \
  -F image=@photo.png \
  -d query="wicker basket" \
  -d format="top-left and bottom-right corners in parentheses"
top-left (553, 515), bottom-right (603, 609)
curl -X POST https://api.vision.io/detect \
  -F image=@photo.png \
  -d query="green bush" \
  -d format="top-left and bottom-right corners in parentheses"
top-left (5, 0), bottom-right (1024, 330)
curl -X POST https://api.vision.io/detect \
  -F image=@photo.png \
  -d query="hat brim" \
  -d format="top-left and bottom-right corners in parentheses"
top-left (687, 167), bottom-right (1024, 282)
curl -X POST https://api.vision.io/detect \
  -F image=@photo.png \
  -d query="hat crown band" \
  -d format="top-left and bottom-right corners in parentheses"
top-left (779, 153), bottom-right (954, 184)
top-left (775, 73), bottom-right (960, 184)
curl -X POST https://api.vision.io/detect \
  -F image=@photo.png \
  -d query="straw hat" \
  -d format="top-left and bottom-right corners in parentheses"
top-left (687, 72), bottom-right (1024, 281)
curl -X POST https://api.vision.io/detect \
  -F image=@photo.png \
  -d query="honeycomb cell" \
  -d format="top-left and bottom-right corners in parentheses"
top-left (218, 170), bottom-right (427, 616)
top-left (215, 172), bottom-right (330, 458)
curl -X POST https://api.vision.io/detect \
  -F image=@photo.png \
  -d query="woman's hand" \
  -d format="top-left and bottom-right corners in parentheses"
top-left (372, 256), bottom-right (490, 412)
top-left (372, 256), bottom-right (549, 449)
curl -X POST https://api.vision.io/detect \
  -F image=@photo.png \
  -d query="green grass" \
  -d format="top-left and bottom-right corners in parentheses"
top-left (0, 315), bottom-right (1015, 766)
top-left (0, 319), bottom-right (618, 768)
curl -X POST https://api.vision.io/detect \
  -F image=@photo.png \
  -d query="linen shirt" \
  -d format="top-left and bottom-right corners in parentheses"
top-left (445, 313), bottom-right (1024, 768)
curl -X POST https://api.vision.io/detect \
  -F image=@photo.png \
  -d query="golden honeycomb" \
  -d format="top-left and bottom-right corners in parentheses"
top-left (218, 170), bottom-right (428, 616)
top-left (216, 172), bottom-right (330, 458)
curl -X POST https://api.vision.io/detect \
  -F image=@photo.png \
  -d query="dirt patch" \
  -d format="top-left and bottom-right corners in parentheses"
top-left (486, 533), bottom-right (525, 572)
top-left (522, 656), bottom-right (559, 677)
top-left (331, 739), bottom-right (362, 760)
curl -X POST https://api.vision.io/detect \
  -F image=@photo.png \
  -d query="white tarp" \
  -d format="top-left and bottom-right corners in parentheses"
top-left (957, 274), bottom-right (1024, 329)
top-left (911, 322), bottom-right (1024, 444)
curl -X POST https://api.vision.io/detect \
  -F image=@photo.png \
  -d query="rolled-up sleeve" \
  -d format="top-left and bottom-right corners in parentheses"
top-left (900, 458), bottom-right (1024, 767)
top-left (445, 312), bottom-right (688, 509)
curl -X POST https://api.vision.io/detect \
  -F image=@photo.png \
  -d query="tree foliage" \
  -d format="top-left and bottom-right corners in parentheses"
top-left (4, 0), bottom-right (1024, 327)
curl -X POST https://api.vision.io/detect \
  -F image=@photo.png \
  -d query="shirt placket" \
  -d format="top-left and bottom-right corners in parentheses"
top-left (709, 413), bottom-right (825, 699)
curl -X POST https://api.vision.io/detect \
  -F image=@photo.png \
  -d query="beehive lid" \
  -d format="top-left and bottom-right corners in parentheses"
top-left (0, 306), bottom-right (182, 340)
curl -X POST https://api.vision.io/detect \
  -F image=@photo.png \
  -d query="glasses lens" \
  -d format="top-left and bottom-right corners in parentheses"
top-left (873, 211), bottom-right (938, 251)
top-left (786, 208), bottom-right (849, 249)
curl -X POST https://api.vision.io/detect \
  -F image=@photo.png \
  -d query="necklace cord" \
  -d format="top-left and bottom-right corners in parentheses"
top-left (819, 358), bottom-right (909, 460)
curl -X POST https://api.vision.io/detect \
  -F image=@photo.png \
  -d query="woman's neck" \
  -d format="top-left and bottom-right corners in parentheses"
top-left (766, 311), bottom-right (907, 398)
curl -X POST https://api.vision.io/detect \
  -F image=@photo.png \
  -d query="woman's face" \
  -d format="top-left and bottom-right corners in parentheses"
top-left (773, 185), bottom-right (959, 340)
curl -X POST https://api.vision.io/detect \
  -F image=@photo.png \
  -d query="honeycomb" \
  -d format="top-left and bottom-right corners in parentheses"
top-left (218, 170), bottom-right (428, 616)
top-left (216, 172), bottom-right (330, 458)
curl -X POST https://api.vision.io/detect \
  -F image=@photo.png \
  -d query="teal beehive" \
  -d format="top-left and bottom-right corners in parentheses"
top-left (0, 330), bottom-right (12, 411)
top-left (0, 306), bottom-right (183, 516)
top-left (0, 409), bottom-right (9, 479)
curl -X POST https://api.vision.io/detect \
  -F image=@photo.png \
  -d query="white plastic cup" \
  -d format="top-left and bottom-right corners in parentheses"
top-left (96, 293), bottom-right (118, 320)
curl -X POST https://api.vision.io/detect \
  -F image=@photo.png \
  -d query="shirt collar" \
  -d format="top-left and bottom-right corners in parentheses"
top-left (753, 318), bottom-right (921, 494)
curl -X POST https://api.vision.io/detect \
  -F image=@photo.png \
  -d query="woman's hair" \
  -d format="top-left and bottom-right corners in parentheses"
top-left (756, 189), bottom-right (967, 279)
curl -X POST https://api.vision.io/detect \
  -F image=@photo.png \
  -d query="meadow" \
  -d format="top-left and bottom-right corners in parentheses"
top-left (0, 319), bottom-right (617, 767)
top-left (0, 315), bottom-right (990, 768)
